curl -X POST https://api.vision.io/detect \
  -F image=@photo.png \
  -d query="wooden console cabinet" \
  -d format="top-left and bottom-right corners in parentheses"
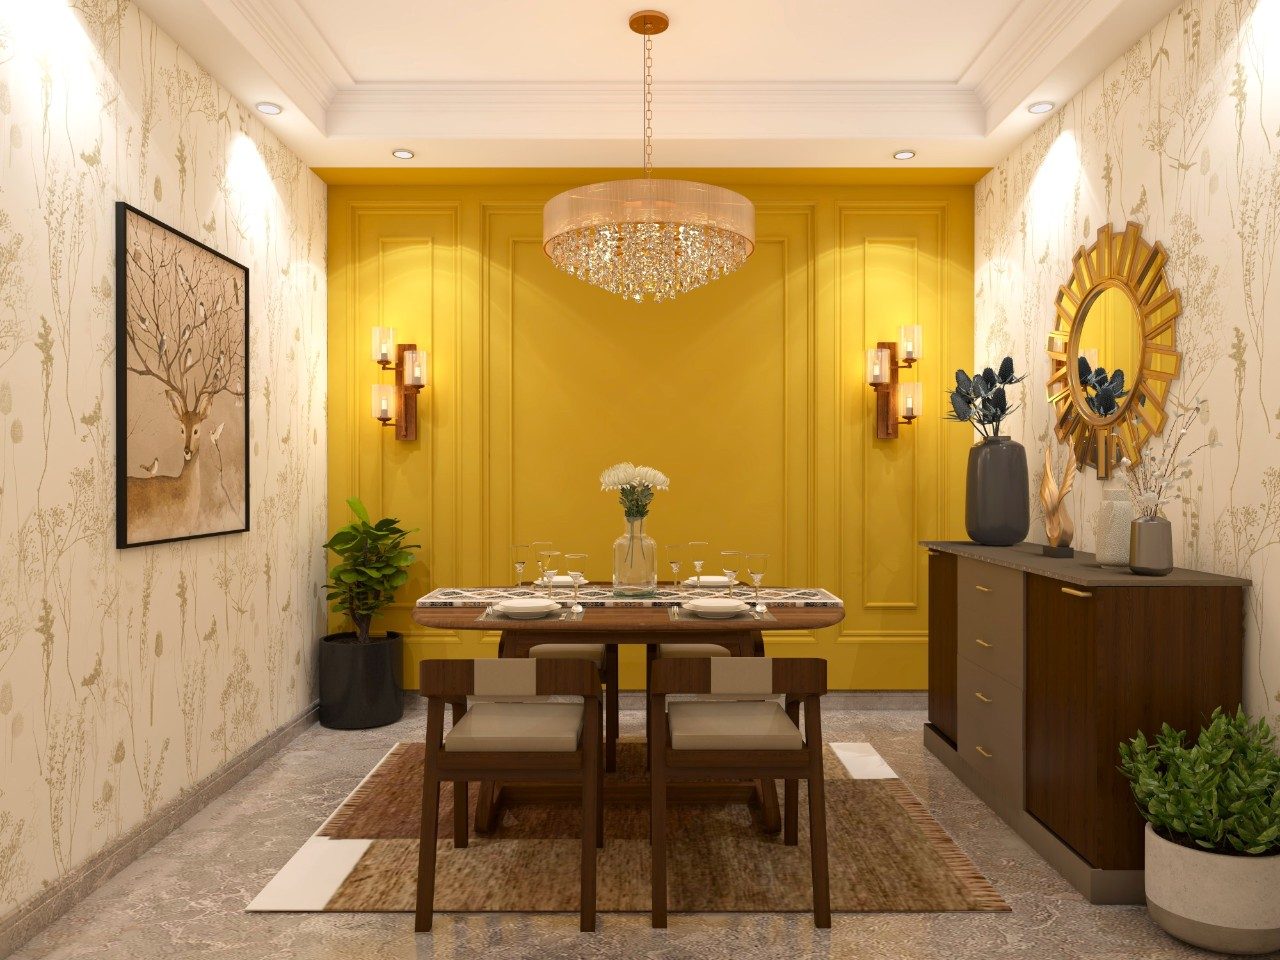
top-left (922, 541), bottom-right (1248, 904)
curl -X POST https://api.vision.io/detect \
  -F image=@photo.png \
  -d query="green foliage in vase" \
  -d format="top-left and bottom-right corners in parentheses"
top-left (947, 356), bottom-right (1026, 437)
top-left (322, 497), bottom-right (419, 644)
top-left (1119, 706), bottom-right (1280, 856)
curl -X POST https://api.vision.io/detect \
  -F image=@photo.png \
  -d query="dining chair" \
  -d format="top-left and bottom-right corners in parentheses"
top-left (416, 657), bottom-right (604, 933)
top-left (648, 656), bottom-right (830, 928)
top-left (528, 642), bottom-right (619, 772)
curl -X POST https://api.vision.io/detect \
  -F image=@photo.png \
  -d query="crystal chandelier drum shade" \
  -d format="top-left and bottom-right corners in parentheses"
top-left (543, 178), bottom-right (755, 303)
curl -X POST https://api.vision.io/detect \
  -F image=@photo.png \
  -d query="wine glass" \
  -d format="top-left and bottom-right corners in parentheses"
top-left (530, 541), bottom-right (551, 590)
top-left (688, 540), bottom-right (709, 586)
top-left (720, 550), bottom-right (742, 598)
top-left (564, 552), bottom-right (588, 612)
top-left (511, 543), bottom-right (530, 588)
top-left (746, 552), bottom-right (768, 609)
top-left (664, 544), bottom-right (683, 593)
top-left (538, 549), bottom-right (561, 599)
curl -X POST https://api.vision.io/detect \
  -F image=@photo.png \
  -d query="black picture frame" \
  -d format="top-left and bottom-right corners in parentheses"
top-left (115, 202), bottom-right (251, 549)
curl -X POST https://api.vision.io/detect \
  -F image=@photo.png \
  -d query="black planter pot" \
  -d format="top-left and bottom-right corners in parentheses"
top-left (965, 435), bottom-right (1030, 546)
top-left (318, 631), bottom-right (404, 729)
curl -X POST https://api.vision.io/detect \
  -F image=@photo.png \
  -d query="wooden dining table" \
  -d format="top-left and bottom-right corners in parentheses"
top-left (412, 585), bottom-right (845, 834)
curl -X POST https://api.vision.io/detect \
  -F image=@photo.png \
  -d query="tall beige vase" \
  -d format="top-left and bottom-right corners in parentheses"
top-left (1094, 487), bottom-right (1132, 566)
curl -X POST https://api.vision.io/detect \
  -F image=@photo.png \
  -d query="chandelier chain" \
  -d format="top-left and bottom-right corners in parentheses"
top-left (643, 33), bottom-right (654, 177)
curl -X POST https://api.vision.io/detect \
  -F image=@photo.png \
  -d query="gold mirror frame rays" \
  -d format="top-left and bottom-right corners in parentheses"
top-left (1046, 222), bottom-right (1182, 478)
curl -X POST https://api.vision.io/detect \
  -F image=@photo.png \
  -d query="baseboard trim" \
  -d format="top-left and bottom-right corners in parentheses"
top-left (0, 701), bottom-right (319, 958)
top-left (616, 690), bottom-right (927, 710)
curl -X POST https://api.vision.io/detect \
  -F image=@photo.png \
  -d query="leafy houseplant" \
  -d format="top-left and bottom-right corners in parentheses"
top-left (318, 498), bottom-right (418, 729)
top-left (323, 497), bottom-right (418, 644)
top-left (947, 357), bottom-right (1030, 547)
top-left (1119, 707), bottom-right (1280, 953)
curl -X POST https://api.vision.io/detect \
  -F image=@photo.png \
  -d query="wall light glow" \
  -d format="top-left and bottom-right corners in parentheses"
top-left (1027, 130), bottom-right (1082, 238)
top-left (224, 134), bottom-right (279, 237)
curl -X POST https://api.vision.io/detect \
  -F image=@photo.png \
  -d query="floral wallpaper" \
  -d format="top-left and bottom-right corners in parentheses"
top-left (0, 0), bottom-right (327, 917)
top-left (976, 0), bottom-right (1280, 718)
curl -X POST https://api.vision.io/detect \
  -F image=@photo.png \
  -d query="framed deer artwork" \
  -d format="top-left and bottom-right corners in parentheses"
top-left (115, 203), bottom-right (249, 548)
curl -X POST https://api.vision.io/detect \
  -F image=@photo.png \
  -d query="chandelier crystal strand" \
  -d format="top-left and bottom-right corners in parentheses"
top-left (542, 10), bottom-right (754, 303)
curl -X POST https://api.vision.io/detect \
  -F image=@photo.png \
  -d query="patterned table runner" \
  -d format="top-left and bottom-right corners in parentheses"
top-left (416, 585), bottom-right (842, 608)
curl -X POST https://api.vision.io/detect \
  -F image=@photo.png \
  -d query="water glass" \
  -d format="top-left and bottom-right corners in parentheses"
top-left (720, 550), bottom-right (742, 598)
top-left (511, 543), bottom-right (530, 588)
top-left (564, 552), bottom-right (588, 610)
top-left (746, 552), bottom-right (768, 607)
top-left (688, 540), bottom-right (709, 585)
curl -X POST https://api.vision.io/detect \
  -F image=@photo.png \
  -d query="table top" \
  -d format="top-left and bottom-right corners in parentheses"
top-left (411, 584), bottom-right (845, 635)
top-left (921, 541), bottom-right (1251, 588)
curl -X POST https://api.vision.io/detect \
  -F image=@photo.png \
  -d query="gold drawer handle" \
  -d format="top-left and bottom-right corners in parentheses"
top-left (974, 691), bottom-right (992, 703)
top-left (975, 746), bottom-right (993, 758)
top-left (975, 584), bottom-right (993, 593)
top-left (1061, 587), bottom-right (1092, 599)
top-left (974, 638), bottom-right (993, 648)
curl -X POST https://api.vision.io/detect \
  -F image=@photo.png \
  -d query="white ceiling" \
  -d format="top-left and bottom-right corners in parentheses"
top-left (135, 0), bottom-right (1181, 168)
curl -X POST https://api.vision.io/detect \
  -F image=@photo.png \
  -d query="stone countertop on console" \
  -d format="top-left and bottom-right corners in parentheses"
top-left (921, 541), bottom-right (1251, 588)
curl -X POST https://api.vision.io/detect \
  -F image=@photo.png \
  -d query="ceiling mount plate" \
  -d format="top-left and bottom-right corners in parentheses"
top-left (629, 10), bottom-right (670, 35)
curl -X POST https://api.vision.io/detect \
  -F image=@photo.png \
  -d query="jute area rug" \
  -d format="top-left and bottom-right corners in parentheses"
top-left (249, 738), bottom-right (1009, 914)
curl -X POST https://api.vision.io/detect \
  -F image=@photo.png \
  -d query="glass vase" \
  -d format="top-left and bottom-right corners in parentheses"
top-left (612, 517), bottom-right (657, 598)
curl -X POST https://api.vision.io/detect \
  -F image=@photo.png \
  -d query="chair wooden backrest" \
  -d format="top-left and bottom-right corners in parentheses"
top-left (648, 656), bottom-right (827, 699)
top-left (419, 657), bottom-right (600, 701)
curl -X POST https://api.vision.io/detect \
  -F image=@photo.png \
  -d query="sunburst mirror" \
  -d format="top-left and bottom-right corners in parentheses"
top-left (1046, 221), bottom-right (1182, 478)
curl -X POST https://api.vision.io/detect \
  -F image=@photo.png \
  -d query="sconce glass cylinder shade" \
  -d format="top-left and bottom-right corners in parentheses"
top-left (403, 349), bottom-right (427, 387)
top-left (899, 324), bottom-right (922, 362)
top-left (866, 347), bottom-right (891, 385)
top-left (371, 383), bottom-right (395, 422)
top-left (899, 381), bottom-right (922, 421)
top-left (371, 326), bottom-right (396, 364)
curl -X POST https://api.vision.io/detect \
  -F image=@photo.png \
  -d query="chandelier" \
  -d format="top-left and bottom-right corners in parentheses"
top-left (542, 10), bottom-right (755, 303)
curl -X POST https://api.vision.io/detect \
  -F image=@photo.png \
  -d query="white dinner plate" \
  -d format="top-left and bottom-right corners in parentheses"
top-left (496, 598), bottom-right (561, 620)
top-left (681, 575), bottom-right (734, 587)
top-left (534, 574), bottom-right (582, 586)
top-left (682, 597), bottom-right (749, 619)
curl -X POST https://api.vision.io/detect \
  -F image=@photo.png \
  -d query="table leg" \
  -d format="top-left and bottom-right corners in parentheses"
top-left (755, 778), bottom-right (782, 834)
top-left (604, 645), bottom-right (619, 773)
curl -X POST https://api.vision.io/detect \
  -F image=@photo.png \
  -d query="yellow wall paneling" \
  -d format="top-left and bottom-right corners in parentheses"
top-left (326, 173), bottom-right (975, 690)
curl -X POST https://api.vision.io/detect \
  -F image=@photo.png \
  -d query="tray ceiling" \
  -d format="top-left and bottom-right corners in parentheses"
top-left (134, 0), bottom-right (1181, 167)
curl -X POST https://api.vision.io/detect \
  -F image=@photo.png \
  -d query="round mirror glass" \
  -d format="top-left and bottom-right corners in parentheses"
top-left (1074, 285), bottom-right (1142, 423)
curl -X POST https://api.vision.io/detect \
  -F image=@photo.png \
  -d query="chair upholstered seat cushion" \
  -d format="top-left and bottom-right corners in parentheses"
top-left (444, 702), bottom-right (583, 752)
top-left (666, 700), bottom-right (803, 751)
top-left (658, 643), bottom-right (732, 658)
top-left (529, 643), bottom-right (605, 668)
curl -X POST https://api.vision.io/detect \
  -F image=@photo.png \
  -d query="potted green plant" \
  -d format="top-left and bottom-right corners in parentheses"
top-left (946, 357), bottom-right (1030, 546)
top-left (319, 497), bottom-right (418, 729)
top-left (1119, 707), bottom-right (1280, 954)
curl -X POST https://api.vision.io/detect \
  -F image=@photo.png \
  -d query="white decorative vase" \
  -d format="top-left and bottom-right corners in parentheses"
top-left (1145, 825), bottom-right (1280, 954)
top-left (1094, 487), bottom-right (1132, 566)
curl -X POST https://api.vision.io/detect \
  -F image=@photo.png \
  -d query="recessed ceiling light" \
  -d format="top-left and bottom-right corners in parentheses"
top-left (392, 148), bottom-right (415, 160)
top-left (254, 101), bottom-right (283, 116)
top-left (893, 149), bottom-right (916, 160)
top-left (1027, 100), bottom-right (1055, 115)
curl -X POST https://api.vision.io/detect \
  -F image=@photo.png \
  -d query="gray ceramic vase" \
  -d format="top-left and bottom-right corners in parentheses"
top-left (1129, 515), bottom-right (1174, 576)
top-left (965, 435), bottom-right (1030, 547)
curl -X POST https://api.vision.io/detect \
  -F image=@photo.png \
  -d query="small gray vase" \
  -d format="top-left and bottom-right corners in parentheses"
top-left (1129, 516), bottom-right (1173, 576)
top-left (965, 435), bottom-right (1030, 547)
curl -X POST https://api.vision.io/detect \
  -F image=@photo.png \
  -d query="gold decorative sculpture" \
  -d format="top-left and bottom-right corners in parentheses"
top-left (1040, 445), bottom-right (1077, 557)
top-left (1046, 222), bottom-right (1181, 478)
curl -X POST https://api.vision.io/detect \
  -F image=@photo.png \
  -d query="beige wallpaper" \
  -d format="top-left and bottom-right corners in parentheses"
top-left (0, 0), bottom-right (327, 915)
top-left (975, 0), bottom-right (1279, 718)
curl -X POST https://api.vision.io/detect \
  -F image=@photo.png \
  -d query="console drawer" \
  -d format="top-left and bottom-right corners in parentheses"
top-left (957, 557), bottom-right (1025, 688)
top-left (957, 657), bottom-right (1024, 805)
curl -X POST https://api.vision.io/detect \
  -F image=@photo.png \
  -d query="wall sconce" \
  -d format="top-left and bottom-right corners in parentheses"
top-left (866, 328), bottom-right (922, 439)
top-left (370, 327), bottom-right (427, 441)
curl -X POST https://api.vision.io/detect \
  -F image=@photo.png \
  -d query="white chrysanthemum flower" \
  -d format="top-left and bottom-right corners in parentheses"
top-left (633, 465), bottom-right (670, 490)
top-left (600, 461), bottom-right (637, 490)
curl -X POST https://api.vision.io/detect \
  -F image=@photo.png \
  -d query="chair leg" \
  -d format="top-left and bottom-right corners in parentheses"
top-left (474, 780), bottom-right (498, 834)
top-left (581, 699), bottom-right (600, 932)
top-left (604, 646), bottom-right (619, 773)
top-left (453, 780), bottom-right (468, 848)
top-left (597, 736), bottom-right (605, 849)
top-left (804, 697), bottom-right (831, 928)
top-left (784, 779), bottom-right (798, 845)
top-left (757, 778), bottom-right (781, 834)
top-left (650, 698), bottom-right (668, 928)
top-left (644, 644), bottom-right (656, 771)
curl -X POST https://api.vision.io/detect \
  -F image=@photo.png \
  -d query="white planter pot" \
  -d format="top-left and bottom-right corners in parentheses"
top-left (1145, 824), bottom-right (1280, 954)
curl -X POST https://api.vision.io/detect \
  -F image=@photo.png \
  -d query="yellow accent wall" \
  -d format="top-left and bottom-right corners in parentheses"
top-left (325, 172), bottom-right (976, 690)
